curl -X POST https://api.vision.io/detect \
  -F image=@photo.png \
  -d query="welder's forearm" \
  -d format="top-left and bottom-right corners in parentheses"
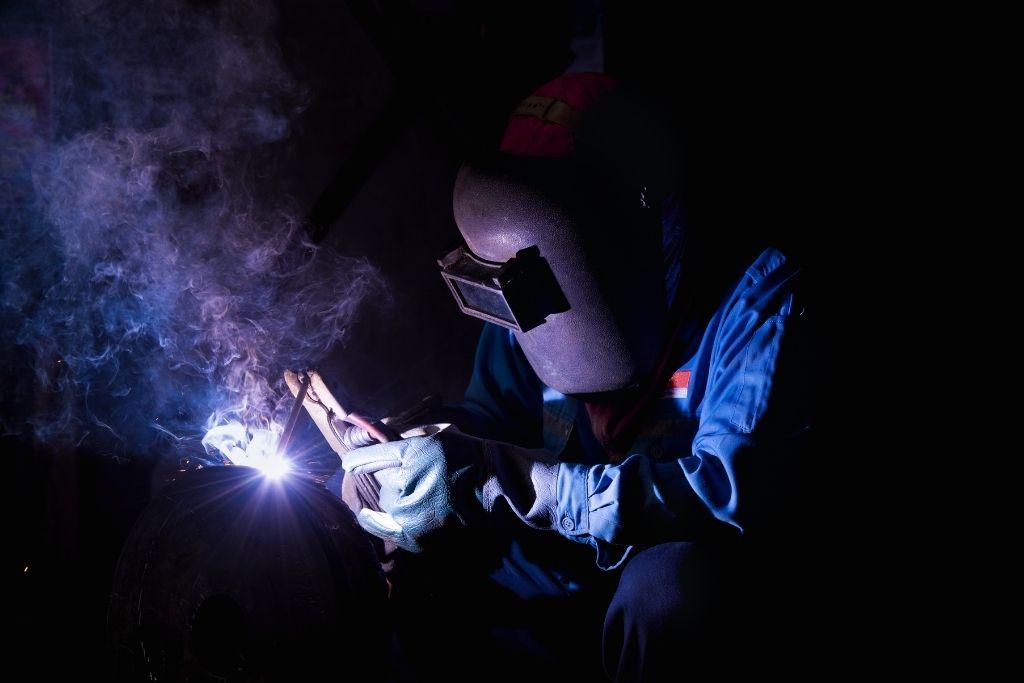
top-left (555, 453), bottom-right (734, 549)
top-left (471, 442), bottom-right (731, 545)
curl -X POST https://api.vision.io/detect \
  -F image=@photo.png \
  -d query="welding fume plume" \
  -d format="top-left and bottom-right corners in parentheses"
top-left (282, 370), bottom-right (396, 456)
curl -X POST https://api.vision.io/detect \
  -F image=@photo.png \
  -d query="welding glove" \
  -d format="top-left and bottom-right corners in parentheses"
top-left (341, 425), bottom-right (559, 553)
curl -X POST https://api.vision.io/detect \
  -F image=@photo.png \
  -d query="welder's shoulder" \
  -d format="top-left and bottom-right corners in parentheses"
top-left (743, 246), bottom-right (802, 290)
top-left (707, 248), bottom-right (805, 364)
top-left (703, 248), bottom-right (810, 436)
top-left (730, 247), bottom-right (805, 319)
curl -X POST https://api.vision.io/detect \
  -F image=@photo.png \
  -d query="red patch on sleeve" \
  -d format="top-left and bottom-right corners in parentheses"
top-left (667, 371), bottom-right (690, 390)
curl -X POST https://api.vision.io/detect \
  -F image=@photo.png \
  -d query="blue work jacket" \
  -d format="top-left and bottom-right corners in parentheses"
top-left (458, 247), bottom-right (808, 570)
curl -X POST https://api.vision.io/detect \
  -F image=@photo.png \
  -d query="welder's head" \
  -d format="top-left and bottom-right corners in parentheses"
top-left (444, 73), bottom-right (692, 395)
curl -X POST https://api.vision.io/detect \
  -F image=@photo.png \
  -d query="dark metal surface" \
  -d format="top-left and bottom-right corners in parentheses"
top-left (108, 466), bottom-right (391, 681)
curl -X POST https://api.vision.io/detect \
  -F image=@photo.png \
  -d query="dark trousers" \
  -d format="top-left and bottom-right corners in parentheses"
top-left (379, 528), bottom-right (767, 682)
top-left (342, 477), bottom-right (805, 681)
top-left (604, 542), bottom-right (718, 682)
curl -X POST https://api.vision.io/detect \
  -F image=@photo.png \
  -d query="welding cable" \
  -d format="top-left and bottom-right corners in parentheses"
top-left (322, 411), bottom-right (400, 451)
top-left (333, 419), bottom-right (377, 451)
top-left (332, 413), bottom-right (397, 510)
top-left (343, 412), bottom-right (396, 444)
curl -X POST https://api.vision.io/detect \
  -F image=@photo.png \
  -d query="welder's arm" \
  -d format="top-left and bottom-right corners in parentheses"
top-left (555, 309), bottom-right (810, 569)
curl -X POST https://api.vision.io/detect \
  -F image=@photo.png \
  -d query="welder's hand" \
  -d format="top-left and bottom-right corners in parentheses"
top-left (341, 425), bottom-right (560, 553)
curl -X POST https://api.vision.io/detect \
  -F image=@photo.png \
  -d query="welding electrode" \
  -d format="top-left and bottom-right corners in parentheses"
top-left (277, 372), bottom-right (310, 456)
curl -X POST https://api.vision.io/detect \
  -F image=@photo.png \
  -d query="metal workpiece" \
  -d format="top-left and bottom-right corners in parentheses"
top-left (108, 466), bottom-right (392, 682)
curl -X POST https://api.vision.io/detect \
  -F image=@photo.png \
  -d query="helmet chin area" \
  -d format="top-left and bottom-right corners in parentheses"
top-left (514, 325), bottom-right (647, 396)
top-left (560, 382), bottom-right (645, 407)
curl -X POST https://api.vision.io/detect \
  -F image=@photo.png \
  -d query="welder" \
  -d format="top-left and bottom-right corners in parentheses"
top-left (330, 73), bottom-right (810, 680)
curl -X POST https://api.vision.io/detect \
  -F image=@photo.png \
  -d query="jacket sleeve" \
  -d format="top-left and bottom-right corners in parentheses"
top-left (555, 263), bottom-right (810, 569)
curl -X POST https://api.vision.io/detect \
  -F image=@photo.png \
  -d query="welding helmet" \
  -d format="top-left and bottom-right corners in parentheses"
top-left (443, 73), bottom-right (690, 395)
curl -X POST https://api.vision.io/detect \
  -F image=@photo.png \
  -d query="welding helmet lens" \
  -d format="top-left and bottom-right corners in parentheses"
top-left (438, 245), bottom-right (567, 332)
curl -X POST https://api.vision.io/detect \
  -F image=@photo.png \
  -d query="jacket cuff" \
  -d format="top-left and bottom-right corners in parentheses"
top-left (555, 461), bottom-right (591, 539)
top-left (556, 462), bottom-right (634, 570)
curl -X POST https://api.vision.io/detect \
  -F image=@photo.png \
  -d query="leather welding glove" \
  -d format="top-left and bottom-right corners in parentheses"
top-left (341, 425), bottom-right (559, 553)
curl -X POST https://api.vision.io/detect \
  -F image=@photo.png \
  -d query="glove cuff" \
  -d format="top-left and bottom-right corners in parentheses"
top-left (479, 441), bottom-right (560, 530)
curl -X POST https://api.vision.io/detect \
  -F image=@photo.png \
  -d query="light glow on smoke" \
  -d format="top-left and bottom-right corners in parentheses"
top-left (0, 0), bottom-right (387, 463)
top-left (202, 421), bottom-right (292, 479)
